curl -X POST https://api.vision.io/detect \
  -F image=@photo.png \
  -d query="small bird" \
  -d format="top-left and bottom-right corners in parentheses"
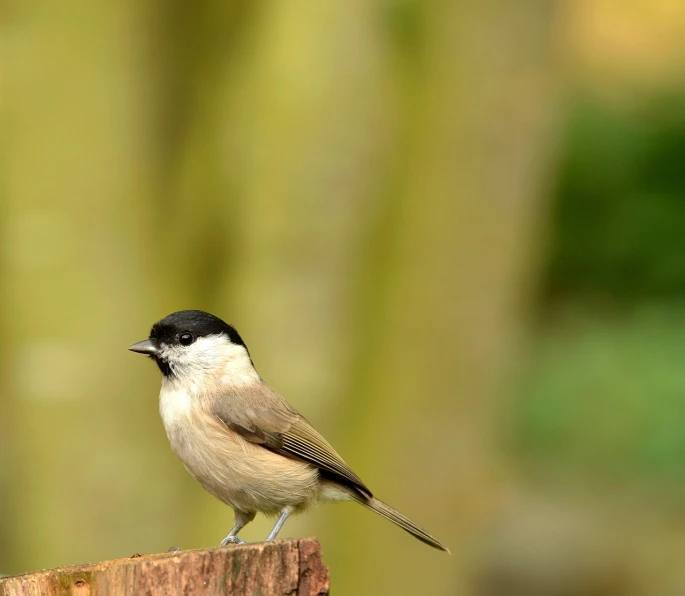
top-left (129, 310), bottom-right (448, 551)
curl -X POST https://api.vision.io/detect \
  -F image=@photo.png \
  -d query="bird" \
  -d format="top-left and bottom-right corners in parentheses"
top-left (129, 309), bottom-right (448, 552)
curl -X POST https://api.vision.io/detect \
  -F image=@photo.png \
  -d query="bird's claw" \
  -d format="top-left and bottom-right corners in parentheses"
top-left (220, 536), bottom-right (246, 547)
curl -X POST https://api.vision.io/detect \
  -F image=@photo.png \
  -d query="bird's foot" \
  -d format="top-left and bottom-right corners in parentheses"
top-left (168, 546), bottom-right (183, 552)
top-left (220, 536), bottom-right (246, 547)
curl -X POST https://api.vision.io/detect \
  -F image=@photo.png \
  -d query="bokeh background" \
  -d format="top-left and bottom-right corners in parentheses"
top-left (2, 1), bottom-right (685, 594)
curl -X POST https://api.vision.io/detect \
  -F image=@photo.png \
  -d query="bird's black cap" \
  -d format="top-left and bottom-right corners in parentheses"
top-left (150, 310), bottom-right (248, 350)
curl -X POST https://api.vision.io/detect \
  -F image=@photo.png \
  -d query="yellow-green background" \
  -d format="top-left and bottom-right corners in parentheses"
top-left (2, 1), bottom-right (685, 594)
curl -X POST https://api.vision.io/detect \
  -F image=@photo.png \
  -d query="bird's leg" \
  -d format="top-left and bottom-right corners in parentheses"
top-left (265, 506), bottom-right (294, 542)
top-left (220, 510), bottom-right (255, 546)
top-left (220, 525), bottom-right (245, 546)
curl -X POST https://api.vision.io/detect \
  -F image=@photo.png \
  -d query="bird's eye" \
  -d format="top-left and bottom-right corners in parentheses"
top-left (179, 332), bottom-right (195, 346)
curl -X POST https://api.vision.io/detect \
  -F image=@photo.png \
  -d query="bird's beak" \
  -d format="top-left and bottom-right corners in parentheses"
top-left (128, 339), bottom-right (159, 355)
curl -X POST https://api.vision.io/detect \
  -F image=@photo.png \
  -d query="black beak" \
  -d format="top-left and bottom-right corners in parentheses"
top-left (128, 339), bottom-right (159, 355)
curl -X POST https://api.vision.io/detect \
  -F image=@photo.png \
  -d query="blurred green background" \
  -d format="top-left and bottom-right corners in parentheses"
top-left (2, 1), bottom-right (685, 594)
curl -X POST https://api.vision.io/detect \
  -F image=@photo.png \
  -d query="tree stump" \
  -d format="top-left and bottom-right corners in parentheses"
top-left (0, 538), bottom-right (329, 596)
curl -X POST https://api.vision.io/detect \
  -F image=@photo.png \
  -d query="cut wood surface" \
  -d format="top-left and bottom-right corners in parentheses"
top-left (0, 538), bottom-right (329, 596)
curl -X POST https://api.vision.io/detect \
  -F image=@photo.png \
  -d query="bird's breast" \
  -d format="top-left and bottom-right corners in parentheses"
top-left (157, 384), bottom-right (319, 514)
top-left (159, 384), bottom-right (194, 431)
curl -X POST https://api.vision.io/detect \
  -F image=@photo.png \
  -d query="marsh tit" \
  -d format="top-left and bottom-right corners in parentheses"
top-left (129, 310), bottom-right (448, 551)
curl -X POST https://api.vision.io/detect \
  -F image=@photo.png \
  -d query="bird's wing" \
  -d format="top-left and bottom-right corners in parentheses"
top-left (213, 383), bottom-right (372, 497)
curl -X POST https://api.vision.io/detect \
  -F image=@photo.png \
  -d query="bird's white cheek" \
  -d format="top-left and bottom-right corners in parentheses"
top-left (220, 368), bottom-right (259, 386)
top-left (219, 349), bottom-right (259, 386)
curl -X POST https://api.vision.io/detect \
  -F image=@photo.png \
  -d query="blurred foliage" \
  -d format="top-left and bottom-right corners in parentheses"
top-left (514, 304), bottom-right (685, 491)
top-left (504, 83), bottom-right (685, 596)
top-left (544, 89), bottom-right (685, 303)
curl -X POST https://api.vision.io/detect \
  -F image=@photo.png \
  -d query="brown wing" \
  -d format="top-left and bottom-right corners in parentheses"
top-left (213, 382), bottom-right (372, 497)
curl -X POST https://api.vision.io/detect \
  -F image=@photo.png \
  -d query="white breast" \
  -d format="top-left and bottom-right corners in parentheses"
top-left (156, 378), bottom-right (320, 514)
top-left (159, 382), bottom-right (194, 430)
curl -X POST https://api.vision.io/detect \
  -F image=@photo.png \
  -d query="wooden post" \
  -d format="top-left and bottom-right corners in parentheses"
top-left (0, 538), bottom-right (329, 596)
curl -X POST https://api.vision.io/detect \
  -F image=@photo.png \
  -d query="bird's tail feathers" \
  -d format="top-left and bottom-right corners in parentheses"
top-left (355, 494), bottom-right (450, 553)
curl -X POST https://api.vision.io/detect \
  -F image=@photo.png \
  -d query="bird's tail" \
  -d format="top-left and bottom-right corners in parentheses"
top-left (355, 495), bottom-right (450, 553)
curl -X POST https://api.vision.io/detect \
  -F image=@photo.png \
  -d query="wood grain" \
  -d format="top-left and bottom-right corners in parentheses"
top-left (0, 538), bottom-right (329, 596)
